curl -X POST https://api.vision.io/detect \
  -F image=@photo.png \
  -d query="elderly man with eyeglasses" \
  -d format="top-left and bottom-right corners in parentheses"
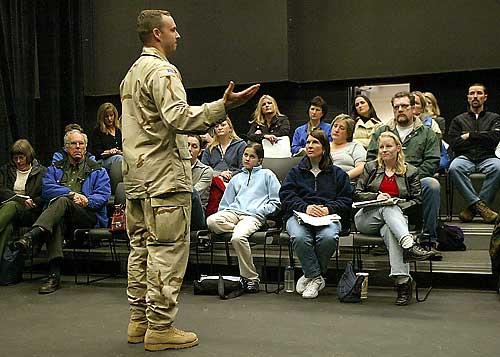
top-left (11, 129), bottom-right (111, 294)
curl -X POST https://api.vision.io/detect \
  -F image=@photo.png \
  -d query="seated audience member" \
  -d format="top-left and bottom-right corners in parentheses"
top-left (412, 91), bottom-right (442, 138)
top-left (0, 140), bottom-right (46, 260)
top-left (188, 134), bottom-right (213, 231)
top-left (424, 92), bottom-right (446, 135)
top-left (291, 96), bottom-right (331, 155)
top-left (90, 102), bottom-right (123, 171)
top-left (52, 124), bottom-right (95, 164)
top-left (280, 129), bottom-right (352, 299)
top-left (247, 94), bottom-right (290, 144)
top-left (330, 114), bottom-right (366, 181)
top-left (448, 83), bottom-right (500, 223)
top-left (207, 143), bottom-right (281, 293)
top-left (354, 132), bottom-right (436, 305)
top-left (201, 117), bottom-right (246, 182)
top-left (414, 90), bottom-right (451, 172)
top-left (367, 91), bottom-right (441, 249)
top-left (351, 94), bottom-right (383, 148)
top-left (12, 130), bottom-right (111, 294)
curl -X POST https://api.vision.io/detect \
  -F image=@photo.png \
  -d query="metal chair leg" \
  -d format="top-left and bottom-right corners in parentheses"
top-left (414, 259), bottom-right (433, 302)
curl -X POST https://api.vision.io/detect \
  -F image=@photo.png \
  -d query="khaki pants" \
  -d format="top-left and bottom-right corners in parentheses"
top-left (126, 192), bottom-right (191, 330)
top-left (206, 210), bottom-right (263, 281)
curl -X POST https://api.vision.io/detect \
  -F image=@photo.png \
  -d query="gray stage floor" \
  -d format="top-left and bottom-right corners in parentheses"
top-left (1, 277), bottom-right (499, 357)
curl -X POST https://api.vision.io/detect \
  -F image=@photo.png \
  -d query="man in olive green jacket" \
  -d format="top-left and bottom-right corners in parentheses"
top-left (366, 91), bottom-right (441, 247)
top-left (120, 9), bottom-right (259, 351)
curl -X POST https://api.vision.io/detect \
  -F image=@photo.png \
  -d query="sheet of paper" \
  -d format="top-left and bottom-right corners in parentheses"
top-left (262, 136), bottom-right (292, 158)
top-left (293, 210), bottom-right (341, 226)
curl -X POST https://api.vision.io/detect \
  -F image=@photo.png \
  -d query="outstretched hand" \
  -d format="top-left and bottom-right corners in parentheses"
top-left (223, 81), bottom-right (260, 110)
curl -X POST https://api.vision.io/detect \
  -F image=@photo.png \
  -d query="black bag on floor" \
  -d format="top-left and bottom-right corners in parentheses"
top-left (337, 262), bottom-right (364, 303)
top-left (437, 224), bottom-right (466, 251)
top-left (193, 275), bottom-right (245, 299)
top-left (0, 246), bottom-right (24, 286)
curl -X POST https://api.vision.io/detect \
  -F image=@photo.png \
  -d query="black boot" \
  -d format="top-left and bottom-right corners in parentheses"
top-left (39, 259), bottom-right (62, 294)
top-left (395, 279), bottom-right (414, 306)
top-left (10, 226), bottom-right (45, 253)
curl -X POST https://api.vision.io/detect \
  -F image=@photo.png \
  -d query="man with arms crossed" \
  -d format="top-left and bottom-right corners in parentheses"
top-left (120, 9), bottom-right (259, 352)
top-left (448, 83), bottom-right (500, 223)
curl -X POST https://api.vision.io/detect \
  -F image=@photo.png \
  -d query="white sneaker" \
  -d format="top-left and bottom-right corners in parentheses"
top-left (302, 276), bottom-right (325, 299)
top-left (296, 275), bottom-right (312, 294)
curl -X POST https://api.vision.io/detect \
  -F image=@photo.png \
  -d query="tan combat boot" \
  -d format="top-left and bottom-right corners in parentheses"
top-left (474, 200), bottom-right (498, 223)
top-left (127, 321), bottom-right (148, 344)
top-left (458, 205), bottom-right (476, 222)
top-left (144, 326), bottom-right (199, 351)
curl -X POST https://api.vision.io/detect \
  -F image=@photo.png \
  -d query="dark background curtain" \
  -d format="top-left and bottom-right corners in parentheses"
top-left (0, 0), bottom-right (84, 165)
top-left (0, 0), bottom-right (37, 162)
top-left (35, 0), bottom-right (84, 164)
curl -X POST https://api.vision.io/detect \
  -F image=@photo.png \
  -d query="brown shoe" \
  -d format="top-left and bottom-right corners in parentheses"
top-left (474, 200), bottom-right (498, 223)
top-left (144, 326), bottom-right (198, 351)
top-left (458, 205), bottom-right (476, 222)
top-left (127, 321), bottom-right (148, 344)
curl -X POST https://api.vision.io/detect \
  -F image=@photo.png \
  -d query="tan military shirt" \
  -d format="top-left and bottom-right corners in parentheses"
top-left (120, 47), bottom-right (226, 199)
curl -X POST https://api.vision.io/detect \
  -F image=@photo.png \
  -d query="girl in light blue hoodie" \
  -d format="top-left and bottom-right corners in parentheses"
top-left (206, 143), bottom-right (281, 293)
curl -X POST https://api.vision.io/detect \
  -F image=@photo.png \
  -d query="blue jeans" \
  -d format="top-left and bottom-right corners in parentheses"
top-left (354, 206), bottom-right (410, 278)
top-left (421, 177), bottom-right (440, 243)
top-left (286, 216), bottom-right (339, 278)
top-left (190, 190), bottom-right (206, 231)
top-left (100, 154), bottom-right (123, 171)
top-left (449, 156), bottom-right (500, 207)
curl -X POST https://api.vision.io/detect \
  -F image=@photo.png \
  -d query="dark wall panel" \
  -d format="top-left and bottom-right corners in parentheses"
top-left (86, 0), bottom-right (288, 95)
top-left (289, 0), bottom-right (500, 82)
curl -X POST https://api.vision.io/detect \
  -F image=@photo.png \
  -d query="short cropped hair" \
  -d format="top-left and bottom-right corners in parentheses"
top-left (64, 130), bottom-right (88, 147)
top-left (469, 83), bottom-right (487, 94)
top-left (391, 91), bottom-right (415, 106)
top-left (64, 123), bottom-right (83, 133)
top-left (308, 96), bottom-right (328, 119)
top-left (137, 9), bottom-right (172, 43)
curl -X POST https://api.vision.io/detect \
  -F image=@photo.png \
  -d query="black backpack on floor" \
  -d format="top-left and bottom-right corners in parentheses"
top-left (0, 246), bottom-right (24, 286)
top-left (437, 224), bottom-right (466, 251)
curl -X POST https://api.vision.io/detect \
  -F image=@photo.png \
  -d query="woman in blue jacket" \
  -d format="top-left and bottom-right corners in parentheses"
top-left (280, 129), bottom-right (352, 299)
top-left (207, 143), bottom-right (281, 293)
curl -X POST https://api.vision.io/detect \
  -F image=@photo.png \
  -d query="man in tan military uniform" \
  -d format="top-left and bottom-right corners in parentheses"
top-left (120, 9), bottom-right (259, 352)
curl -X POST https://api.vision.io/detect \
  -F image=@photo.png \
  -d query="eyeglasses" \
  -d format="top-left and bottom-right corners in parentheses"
top-left (68, 141), bottom-right (86, 147)
top-left (393, 104), bottom-right (411, 110)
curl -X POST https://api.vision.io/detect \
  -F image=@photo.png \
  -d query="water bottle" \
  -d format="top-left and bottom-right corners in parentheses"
top-left (284, 265), bottom-right (295, 293)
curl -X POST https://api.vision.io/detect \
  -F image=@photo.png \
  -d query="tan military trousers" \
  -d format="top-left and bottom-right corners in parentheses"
top-left (126, 192), bottom-right (191, 330)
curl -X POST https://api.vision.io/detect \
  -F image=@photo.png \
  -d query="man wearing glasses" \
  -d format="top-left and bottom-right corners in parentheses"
top-left (12, 129), bottom-right (111, 294)
top-left (366, 91), bottom-right (441, 251)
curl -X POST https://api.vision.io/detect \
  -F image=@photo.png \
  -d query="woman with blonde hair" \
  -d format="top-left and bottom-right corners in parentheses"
top-left (412, 91), bottom-right (442, 138)
top-left (354, 131), bottom-right (435, 305)
top-left (201, 117), bottom-right (246, 182)
top-left (247, 94), bottom-right (290, 144)
top-left (424, 92), bottom-right (446, 134)
top-left (90, 102), bottom-right (122, 170)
